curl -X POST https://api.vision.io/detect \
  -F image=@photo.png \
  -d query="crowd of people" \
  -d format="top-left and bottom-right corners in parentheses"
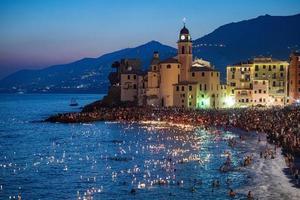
top-left (46, 105), bottom-right (300, 191)
top-left (47, 106), bottom-right (300, 156)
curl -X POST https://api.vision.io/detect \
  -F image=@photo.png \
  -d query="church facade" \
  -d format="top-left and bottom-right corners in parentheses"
top-left (119, 25), bottom-right (226, 109)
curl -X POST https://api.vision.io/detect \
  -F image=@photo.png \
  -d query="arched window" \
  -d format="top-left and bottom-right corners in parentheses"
top-left (182, 46), bottom-right (185, 54)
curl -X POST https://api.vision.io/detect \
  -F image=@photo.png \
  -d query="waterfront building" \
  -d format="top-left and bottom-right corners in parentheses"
top-left (227, 57), bottom-right (289, 107)
top-left (288, 52), bottom-right (300, 103)
top-left (116, 24), bottom-right (292, 109)
top-left (118, 24), bottom-right (222, 108)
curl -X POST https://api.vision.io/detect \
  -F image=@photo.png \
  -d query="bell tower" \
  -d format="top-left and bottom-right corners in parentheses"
top-left (177, 24), bottom-right (193, 82)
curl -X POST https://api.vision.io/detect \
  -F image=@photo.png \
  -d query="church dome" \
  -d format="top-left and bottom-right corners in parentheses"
top-left (180, 25), bottom-right (189, 34)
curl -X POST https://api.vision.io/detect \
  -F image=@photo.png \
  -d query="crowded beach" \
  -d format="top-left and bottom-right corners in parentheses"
top-left (45, 104), bottom-right (300, 189)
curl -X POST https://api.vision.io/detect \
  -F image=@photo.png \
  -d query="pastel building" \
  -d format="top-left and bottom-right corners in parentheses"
top-left (118, 24), bottom-right (223, 108)
top-left (227, 57), bottom-right (289, 107)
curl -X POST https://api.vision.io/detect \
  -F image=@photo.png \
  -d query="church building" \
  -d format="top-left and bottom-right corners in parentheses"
top-left (119, 24), bottom-right (224, 109)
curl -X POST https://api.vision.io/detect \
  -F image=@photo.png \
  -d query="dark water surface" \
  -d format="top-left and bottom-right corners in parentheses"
top-left (0, 94), bottom-right (299, 200)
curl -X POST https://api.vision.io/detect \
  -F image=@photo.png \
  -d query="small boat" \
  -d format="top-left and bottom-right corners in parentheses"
top-left (69, 98), bottom-right (79, 106)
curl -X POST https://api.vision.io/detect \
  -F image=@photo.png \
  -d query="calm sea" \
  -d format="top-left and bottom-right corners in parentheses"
top-left (0, 94), bottom-right (299, 200)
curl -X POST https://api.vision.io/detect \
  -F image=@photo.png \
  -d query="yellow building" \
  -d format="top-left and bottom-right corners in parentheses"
top-left (227, 57), bottom-right (289, 107)
top-left (159, 59), bottom-right (181, 107)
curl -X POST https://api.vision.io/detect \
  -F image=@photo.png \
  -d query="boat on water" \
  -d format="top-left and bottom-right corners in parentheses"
top-left (69, 98), bottom-right (79, 106)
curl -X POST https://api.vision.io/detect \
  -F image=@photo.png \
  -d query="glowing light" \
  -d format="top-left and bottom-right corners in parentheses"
top-left (224, 96), bottom-right (235, 107)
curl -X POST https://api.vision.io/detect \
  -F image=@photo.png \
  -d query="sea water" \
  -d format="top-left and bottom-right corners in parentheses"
top-left (0, 94), bottom-right (299, 199)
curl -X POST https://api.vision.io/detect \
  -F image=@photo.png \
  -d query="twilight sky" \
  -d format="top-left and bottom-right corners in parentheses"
top-left (0, 0), bottom-right (299, 79)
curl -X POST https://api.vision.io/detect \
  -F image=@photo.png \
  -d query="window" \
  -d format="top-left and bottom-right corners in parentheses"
top-left (189, 102), bottom-right (192, 106)
top-left (181, 86), bottom-right (184, 91)
top-left (280, 65), bottom-right (284, 71)
top-left (182, 99), bottom-right (184, 103)
top-left (280, 73), bottom-right (284, 77)
top-left (273, 81), bottom-right (276, 87)
top-left (128, 75), bottom-right (130, 80)
top-left (231, 74), bottom-right (235, 79)
top-left (189, 86), bottom-right (192, 91)
top-left (273, 73), bottom-right (276, 79)
top-left (255, 73), bottom-right (258, 77)
top-left (254, 90), bottom-right (257, 94)
top-left (176, 86), bottom-right (179, 91)
top-left (255, 65), bottom-right (259, 71)
top-left (211, 72), bottom-right (213, 77)
top-left (202, 72), bottom-right (205, 77)
top-left (230, 82), bottom-right (236, 87)
top-left (200, 84), bottom-right (202, 91)
top-left (202, 94), bottom-right (204, 98)
top-left (268, 65), bottom-right (272, 71)
top-left (167, 64), bottom-right (171, 69)
top-left (264, 90), bottom-right (266, 94)
top-left (262, 81), bottom-right (265, 85)
top-left (133, 75), bottom-right (137, 80)
top-left (263, 65), bottom-right (266, 69)
top-left (178, 65), bottom-right (180, 68)
top-left (192, 72), bottom-right (195, 77)
top-left (217, 73), bottom-right (219, 77)
top-left (259, 89), bottom-right (262, 93)
top-left (204, 84), bottom-right (207, 91)
top-left (181, 46), bottom-right (185, 54)
top-left (273, 65), bottom-right (276, 69)
top-left (133, 84), bottom-right (137, 89)
top-left (153, 66), bottom-right (156, 71)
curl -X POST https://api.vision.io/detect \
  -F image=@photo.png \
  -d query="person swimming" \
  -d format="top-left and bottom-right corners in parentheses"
top-left (247, 191), bottom-right (254, 199)
top-left (229, 188), bottom-right (236, 197)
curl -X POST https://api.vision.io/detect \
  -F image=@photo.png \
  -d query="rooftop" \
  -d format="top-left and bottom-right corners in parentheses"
top-left (190, 66), bottom-right (217, 72)
top-left (159, 57), bottom-right (179, 64)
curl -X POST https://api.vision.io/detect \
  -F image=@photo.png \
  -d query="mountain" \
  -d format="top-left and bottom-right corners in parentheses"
top-left (192, 13), bottom-right (300, 76)
top-left (0, 41), bottom-right (176, 93)
top-left (1, 13), bottom-right (300, 93)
